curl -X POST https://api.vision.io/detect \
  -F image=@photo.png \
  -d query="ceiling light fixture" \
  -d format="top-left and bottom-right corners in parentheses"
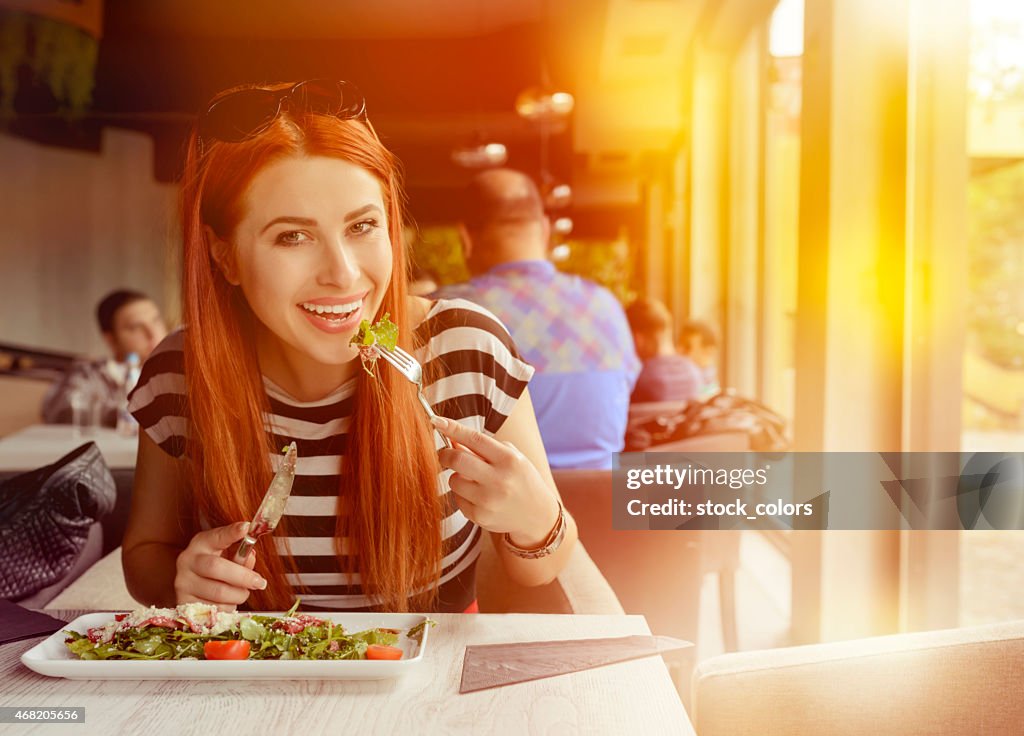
top-left (451, 141), bottom-right (508, 168)
top-left (514, 87), bottom-right (575, 123)
top-left (552, 217), bottom-right (573, 236)
top-left (543, 181), bottom-right (572, 209)
top-left (550, 243), bottom-right (571, 262)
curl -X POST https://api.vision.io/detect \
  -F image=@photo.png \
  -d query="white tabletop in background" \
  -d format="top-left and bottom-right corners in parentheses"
top-left (0, 424), bottom-right (138, 471)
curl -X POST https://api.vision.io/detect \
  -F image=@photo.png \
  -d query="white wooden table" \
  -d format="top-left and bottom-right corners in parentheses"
top-left (1, 611), bottom-right (695, 735)
top-left (0, 425), bottom-right (138, 471)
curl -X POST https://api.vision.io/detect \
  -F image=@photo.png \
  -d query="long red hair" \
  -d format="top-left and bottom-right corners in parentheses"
top-left (179, 85), bottom-right (443, 611)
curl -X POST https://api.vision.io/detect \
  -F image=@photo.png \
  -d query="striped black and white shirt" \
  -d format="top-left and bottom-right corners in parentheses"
top-left (128, 298), bottom-right (535, 613)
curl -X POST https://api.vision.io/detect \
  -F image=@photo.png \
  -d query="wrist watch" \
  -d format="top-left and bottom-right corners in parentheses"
top-left (502, 501), bottom-right (566, 559)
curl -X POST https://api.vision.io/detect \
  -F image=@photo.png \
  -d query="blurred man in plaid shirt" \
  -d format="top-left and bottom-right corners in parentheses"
top-left (434, 169), bottom-right (639, 469)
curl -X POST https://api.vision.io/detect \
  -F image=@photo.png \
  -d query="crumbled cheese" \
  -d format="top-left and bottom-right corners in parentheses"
top-left (178, 602), bottom-right (219, 622)
top-left (99, 602), bottom-right (250, 641)
top-left (94, 619), bottom-right (123, 644)
top-left (177, 602), bottom-right (219, 633)
top-left (209, 611), bottom-right (246, 636)
top-left (124, 605), bottom-right (177, 627)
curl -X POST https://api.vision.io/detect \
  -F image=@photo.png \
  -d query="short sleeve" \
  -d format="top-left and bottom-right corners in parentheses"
top-left (128, 328), bottom-right (189, 458)
top-left (416, 298), bottom-right (536, 436)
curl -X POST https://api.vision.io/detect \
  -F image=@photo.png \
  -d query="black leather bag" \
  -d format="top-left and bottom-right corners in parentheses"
top-left (0, 442), bottom-right (116, 600)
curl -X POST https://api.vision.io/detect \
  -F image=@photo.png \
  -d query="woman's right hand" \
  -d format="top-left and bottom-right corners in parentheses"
top-left (174, 521), bottom-right (268, 610)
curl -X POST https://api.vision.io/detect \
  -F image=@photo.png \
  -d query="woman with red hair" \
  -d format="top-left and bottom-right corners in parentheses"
top-left (121, 81), bottom-right (576, 613)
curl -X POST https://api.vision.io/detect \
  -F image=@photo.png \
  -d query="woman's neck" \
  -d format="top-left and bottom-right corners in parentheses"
top-left (266, 364), bottom-right (357, 402)
top-left (254, 331), bottom-right (358, 403)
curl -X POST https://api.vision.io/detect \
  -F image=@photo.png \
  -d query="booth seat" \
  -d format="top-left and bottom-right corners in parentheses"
top-left (692, 620), bottom-right (1024, 735)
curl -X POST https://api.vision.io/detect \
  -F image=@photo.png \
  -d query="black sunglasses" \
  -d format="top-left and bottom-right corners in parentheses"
top-left (198, 79), bottom-right (368, 145)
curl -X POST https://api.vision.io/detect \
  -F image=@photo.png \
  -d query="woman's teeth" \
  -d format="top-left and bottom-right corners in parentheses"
top-left (300, 301), bottom-right (360, 318)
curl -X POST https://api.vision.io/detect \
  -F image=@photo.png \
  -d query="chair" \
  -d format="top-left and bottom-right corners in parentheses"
top-left (552, 470), bottom-right (703, 639)
top-left (628, 400), bottom-right (690, 426)
top-left (645, 431), bottom-right (750, 453)
top-left (644, 430), bottom-right (750, 652)
top-left (552, 469), bottom-right (706, 696)
top-left (0, 374), bottom-right (52, 438)
top-left (692, 620), bottom-right (1024, 735)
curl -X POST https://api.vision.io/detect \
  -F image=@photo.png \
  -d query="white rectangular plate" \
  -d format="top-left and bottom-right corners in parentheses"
top-left (21, 611), bottom-right (431, 680)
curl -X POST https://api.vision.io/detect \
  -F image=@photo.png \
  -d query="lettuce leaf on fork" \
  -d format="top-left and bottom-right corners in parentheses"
top-left (349, 312), bottom-right (398, 377)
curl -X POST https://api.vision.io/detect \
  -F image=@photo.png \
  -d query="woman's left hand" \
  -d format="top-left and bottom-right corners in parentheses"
top-left (432, 416), bottom-right (560, 548)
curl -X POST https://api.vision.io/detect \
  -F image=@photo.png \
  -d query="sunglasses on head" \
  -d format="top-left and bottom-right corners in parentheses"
top-left (197, 79), bottom-right (368, 146)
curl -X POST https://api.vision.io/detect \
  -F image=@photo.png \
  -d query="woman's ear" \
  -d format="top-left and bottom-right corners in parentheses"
top-left (205, 226), bottom-right (240, 285)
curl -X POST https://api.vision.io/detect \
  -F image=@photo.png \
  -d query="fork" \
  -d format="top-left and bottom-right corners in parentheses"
top-left (377, 344), bottom-right (454, 450)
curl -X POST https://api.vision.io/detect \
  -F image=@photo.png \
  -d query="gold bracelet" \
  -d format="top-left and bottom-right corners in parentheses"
top-left (502, 501), bottom-right (566, 559)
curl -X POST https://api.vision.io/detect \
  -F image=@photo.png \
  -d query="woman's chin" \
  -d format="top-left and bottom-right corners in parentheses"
top-left (308, 344), bottom-right (360, 367)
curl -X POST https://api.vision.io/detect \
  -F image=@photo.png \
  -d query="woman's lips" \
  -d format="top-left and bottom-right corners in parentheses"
top-left (299, 302), bottom-right (363, 334)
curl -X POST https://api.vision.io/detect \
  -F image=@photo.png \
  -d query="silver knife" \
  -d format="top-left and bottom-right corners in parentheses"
top-left (232, 442), bottom-right (298, 565)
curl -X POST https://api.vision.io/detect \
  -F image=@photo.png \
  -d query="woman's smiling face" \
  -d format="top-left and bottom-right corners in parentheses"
top-left (219, 155), bottom-right (393, 393)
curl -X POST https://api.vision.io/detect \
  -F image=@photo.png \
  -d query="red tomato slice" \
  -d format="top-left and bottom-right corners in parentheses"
top-left (365, 645), bottom-right (403, 661)
top-left (203, 640), bottom-right (251, 660)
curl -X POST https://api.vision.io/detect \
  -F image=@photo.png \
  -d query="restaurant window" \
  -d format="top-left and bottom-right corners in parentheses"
top-left (959, 0), bottom-right (1024, 627)
top-left (698, 0), bottom-right (804, 659)
top-left (761, 0), bottom-right (803, 429)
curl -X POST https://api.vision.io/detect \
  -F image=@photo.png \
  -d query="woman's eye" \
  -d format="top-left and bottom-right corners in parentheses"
top-left (276, 231), bottom-right (311, 246)
top-left (349, 219), bottom-right (379, 236)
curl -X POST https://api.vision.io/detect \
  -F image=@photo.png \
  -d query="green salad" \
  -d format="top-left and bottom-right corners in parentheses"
top-left (349, 312), bottom-right (398, 377)
top-left (64, 600), bottom-right (435, 661)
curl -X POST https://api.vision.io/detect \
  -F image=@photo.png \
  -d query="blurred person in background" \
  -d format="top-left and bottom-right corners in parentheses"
top-left (41, 289), bottom-right (167, 427)
top-left (408, 262), bottom-right (439, 296)
top-left (434, 168), bottom-right (640, 470)
top-left (626, 297), bottom-right (703, 403)
top-left (679, 319), bottom-right (720, 399)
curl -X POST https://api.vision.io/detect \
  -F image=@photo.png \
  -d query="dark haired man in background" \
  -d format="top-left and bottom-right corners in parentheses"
top-left (41, 289), bottom-right (167, 427)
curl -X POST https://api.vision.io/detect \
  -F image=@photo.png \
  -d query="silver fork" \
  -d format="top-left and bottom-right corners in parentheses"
top-left (377, 344), bottom-right (454, 450)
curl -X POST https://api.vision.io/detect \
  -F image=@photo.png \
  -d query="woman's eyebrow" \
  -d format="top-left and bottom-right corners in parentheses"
top-left (260, 216), bottom-right (318, 235)
top-left (345, 204), bottom-right (383, 222)
top-left (259, 206), bottom-right (382, 234)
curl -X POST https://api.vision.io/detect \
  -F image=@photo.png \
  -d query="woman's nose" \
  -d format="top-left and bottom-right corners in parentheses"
top-left (317, 239), bottom-right (359, 287)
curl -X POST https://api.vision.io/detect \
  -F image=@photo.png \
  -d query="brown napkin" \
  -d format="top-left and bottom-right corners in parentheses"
top-left (0, 599), bottom-right (68, 645)
top-left (459, 634), bottom-right (692, 693)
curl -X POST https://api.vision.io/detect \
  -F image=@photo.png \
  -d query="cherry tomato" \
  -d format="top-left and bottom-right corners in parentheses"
top-left (203, 640), bottom-right (251, 660)
top-left (365, 645), bottom-right (403, 660)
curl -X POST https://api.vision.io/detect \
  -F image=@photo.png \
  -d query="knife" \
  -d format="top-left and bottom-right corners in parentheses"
top-left (232, 441), bottom-right (298, 565)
